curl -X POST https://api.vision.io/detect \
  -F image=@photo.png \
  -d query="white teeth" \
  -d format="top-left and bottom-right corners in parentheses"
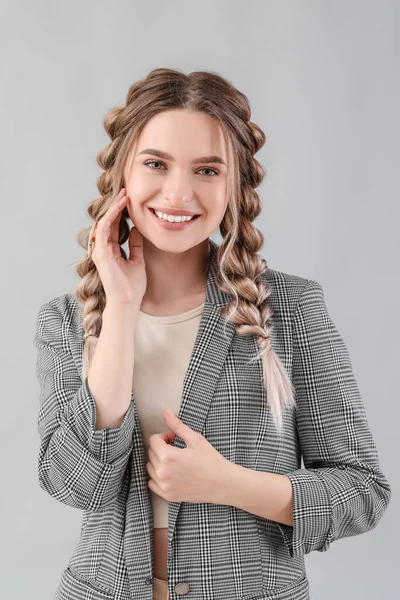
top-left (154, 210), bottom-right (195, 222)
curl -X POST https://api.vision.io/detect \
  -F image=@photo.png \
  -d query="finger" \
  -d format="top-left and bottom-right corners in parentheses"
top-left (167, 431), bottom-right (175, 444)
top-left (149, 432), bottom-right (174, 457)
top-left (97, 189), bottom-right (126, 233)
top-left (147, 446), bottom-right (159, 466)
top-left (96, 190), bottom-right (128, 249)
top-left (159, 431), bottom-right (175, 444)
top-left (151, 432), bottom-right (169, 446)
top-left (108, 191), bottom-right (129, 241)
top-left (146, 460), bottom-right (157, 482)
top-left (127, 223), bottom-right (144, 262)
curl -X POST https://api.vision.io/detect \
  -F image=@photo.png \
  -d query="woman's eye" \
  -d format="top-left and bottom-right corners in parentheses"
top-left (143, 160), bottom-right (218, 176)
top-left (144, 160), bottom-right (165, 170)
top-left (199, 167), bottom-right (219, 176)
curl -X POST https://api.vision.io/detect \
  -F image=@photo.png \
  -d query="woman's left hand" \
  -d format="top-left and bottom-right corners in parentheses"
top-left (146, 408), bottom-right (234, 504)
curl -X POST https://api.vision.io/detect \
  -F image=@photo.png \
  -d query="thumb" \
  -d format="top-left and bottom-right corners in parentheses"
top-left (164, 408), bottom-right (196, 443)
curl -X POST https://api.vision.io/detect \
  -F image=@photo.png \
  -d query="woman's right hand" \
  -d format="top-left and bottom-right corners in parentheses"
top-left (90, 187), bottom-right (147, 307)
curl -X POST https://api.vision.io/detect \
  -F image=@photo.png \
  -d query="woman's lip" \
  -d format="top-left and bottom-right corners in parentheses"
top-left (148, 207), bottom-right (200, 218)
top-left (148, 207), bottom-right (200, 230)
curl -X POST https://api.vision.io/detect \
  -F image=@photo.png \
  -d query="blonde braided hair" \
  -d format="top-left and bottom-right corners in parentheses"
top-left (73, 68), bottom-right (296, 435)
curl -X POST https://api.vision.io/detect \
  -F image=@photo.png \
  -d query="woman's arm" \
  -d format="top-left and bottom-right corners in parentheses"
top-left (33, 297), bottom-right (137, 511)
top-left (276, 279), bottom-right (392, 558)
top-left (214, 280), bottom-right (392, 556)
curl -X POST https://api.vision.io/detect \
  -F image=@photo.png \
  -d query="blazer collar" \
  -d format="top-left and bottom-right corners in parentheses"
top-left (165, 238), bottom-right (240, 553)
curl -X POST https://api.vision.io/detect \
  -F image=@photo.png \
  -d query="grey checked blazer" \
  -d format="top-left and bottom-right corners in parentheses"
top-left (33, 238), bottom-right (392, 600)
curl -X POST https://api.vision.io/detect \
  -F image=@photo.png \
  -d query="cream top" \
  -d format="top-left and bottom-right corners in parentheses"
top-left (132, 301), bottom-right (205, 527)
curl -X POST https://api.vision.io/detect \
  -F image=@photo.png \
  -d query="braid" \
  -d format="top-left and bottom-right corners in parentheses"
top-left (73, 109), bottom-right (132, 380)
top-left (217, 217), bottom-right (296, 435)
top-left (70, 68), bottom-right (297, 434)
top-left (216, 117), bottom-right (297, 435)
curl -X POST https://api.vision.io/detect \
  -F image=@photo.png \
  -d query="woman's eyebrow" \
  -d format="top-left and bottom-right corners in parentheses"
top-left (137, 148), bottom-right (226, 166)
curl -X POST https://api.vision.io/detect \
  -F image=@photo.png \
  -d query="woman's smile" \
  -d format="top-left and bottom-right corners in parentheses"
top-left (148, 206), bottom-right (201, 230)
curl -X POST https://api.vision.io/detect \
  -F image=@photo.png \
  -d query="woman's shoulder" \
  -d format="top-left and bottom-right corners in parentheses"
top-left (37, 292), bottom-right (83, 331)
top-left (260, 265), bottom-right (317, 309)
top-left (262, 265), bottom-right (310, 287)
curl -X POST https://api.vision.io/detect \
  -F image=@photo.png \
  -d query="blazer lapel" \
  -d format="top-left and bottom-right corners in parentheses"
top-left (166, 238), bottom-right (237, 553)
top-left (123, 238), bottom-right (239, 591)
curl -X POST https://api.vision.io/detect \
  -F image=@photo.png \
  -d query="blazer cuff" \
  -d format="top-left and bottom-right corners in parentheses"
top-left (41, 421), bottom-right (134, 511)
top-left (276, 468), bottom-right (332, 558)
top-left (65, 376), bottom-right (136, 465)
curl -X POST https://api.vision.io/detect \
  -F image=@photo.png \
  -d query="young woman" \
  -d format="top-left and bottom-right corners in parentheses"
top-left (34, 68), bottom-right (391, 600)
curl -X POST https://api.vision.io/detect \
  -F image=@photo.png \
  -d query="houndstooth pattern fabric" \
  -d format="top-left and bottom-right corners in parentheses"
top-left (33, 238), bottom-right (391, 599)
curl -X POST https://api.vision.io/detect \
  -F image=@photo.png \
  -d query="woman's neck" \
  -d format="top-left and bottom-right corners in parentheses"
top-left (141, 239), bottom-right (210, 306)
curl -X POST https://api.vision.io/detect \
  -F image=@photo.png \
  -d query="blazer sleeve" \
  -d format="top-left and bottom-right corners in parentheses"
top-left (33, 299), bottom-right (136, 511)
top-left (276, 279), bottom-right (392, 558)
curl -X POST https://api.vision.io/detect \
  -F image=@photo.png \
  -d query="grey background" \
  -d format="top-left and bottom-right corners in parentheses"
top-left (1, 0), bottom-right (397, 597)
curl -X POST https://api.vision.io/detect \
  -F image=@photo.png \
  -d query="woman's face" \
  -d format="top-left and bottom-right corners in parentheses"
top-left (123, 109), bottom-right (229, 253)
